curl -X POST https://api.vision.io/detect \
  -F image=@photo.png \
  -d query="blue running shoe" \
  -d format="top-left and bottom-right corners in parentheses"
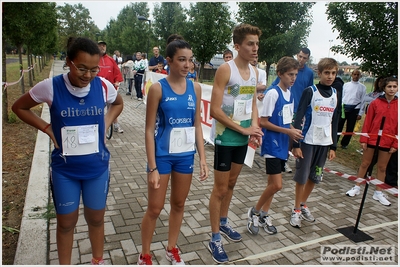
top-left (208, 240), bottom-right (228, 263)
top-left (220, 223), bottom-right (242, 242)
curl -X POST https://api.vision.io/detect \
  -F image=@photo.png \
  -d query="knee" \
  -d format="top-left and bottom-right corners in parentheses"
top-left (212, 187), bottom-right (229, 200)
top-left (57, 218), bottom-right (78, 233)
top-left (272, 183), bottom-right (283, 193)
top-left (146, 206), bottom-right (163, 220)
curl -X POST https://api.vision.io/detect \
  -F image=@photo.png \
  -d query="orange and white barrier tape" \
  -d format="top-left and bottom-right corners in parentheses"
top-left (323, 167), bottom-right (398, 197)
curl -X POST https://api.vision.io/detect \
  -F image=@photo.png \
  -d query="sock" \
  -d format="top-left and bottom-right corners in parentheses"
top-left (220, 217), bottom-right (228, 226)
top-left (251, 207), bottom-right (260, 215)
top-left (259, 210), bottom-right (268, 218)
top-left (294, 207), bottom-right (301, 212)
top-left (300, 203), bottom-right (307, 208)
top-left (211, 232), bottom-right (221, 242)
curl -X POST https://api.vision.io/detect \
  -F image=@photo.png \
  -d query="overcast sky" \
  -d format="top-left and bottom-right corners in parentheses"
top-left (60, 1), bottom-right (359, 64)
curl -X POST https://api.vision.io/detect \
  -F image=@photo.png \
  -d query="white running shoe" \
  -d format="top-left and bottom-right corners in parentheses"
top-left (300, 205), bottom-right (315, 222)
top-left (346, 185), bottom-right (361, 197)
top-left (284, 163), bottom-right (293, 173)
top-left (372, 191), bottom-right (391, 206)
top-left (290, 210), bottom-right (301, 228)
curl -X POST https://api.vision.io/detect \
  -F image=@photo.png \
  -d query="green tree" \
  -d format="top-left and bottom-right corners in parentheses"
top-left (57, 3), bottom-right (100, 51)
top-left (102, 2), bottom-right (151, 59)
top-left (185, 2), bottom-right (234, 82)
top-left (152, 2), bottom-right (187, 55)
top-left (237, 2), bottom-right (314, 79)
top-left (326, 2), bottom-right (398, 77)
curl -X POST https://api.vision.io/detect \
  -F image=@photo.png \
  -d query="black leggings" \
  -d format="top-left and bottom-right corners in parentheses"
top-left (134, 74), bottom-right (143, 98)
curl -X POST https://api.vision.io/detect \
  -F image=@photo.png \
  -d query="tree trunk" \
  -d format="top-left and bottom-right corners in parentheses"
top-left (18, 44), bottom-right (25, 94)
top-left (2, 37), bottom-right (8, 123)
top-left (31, 54), bottom-right (36, 81)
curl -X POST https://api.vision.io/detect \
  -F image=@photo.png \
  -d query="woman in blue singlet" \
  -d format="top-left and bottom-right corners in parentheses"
top-left (12, 37), bottom-right (123, 265)
top-left (138, 39), bottom-right (209, 265)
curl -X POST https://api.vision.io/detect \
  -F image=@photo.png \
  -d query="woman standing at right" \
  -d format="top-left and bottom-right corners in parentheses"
top-left (346, 76), bottom-right (397, 206)
top-left (138, 39), bottom-right (209, 265)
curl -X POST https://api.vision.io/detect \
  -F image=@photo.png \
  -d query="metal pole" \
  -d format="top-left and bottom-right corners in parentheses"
top-left (352, 116), bottom-right (386, 233)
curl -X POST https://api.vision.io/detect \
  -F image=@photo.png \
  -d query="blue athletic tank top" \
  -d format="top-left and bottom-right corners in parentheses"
top-left (155, 78), bottom-right (197, 157)
top-left (50, 75), bottom-right (110, 179)
top-left (261, 86), bottom-right (294, 160)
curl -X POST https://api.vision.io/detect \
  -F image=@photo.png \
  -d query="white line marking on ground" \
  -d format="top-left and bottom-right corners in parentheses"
top-left (233, 221), bottom-right (398, 263)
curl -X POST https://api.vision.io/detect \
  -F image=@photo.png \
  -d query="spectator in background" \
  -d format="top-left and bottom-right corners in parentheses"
top-left (331, 76), bottom-right (344, 119)
top-left (223, 49), bottom-right (233, 62)
top-left (97, 40), bottom-right (124, 133)
top-left (133, 52), bottom-right (147, 101)
top-left (358, 76), bottom-right (384, 118)
top-left (122, 55), bottom-right (135, 96)
top-left (187, 61), bottom-right (198, 82)
top-left (148, 46), bottom-right (165, 72)
top-left (114, 50), bottom-right (123, 70)
top-left (337, 69), bottom-right (366, 149)
top-left (155, 61), bottom-right (167, 75)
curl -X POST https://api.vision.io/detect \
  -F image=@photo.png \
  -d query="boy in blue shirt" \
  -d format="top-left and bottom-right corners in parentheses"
top-left (247, 56), bottom-right (303, 235)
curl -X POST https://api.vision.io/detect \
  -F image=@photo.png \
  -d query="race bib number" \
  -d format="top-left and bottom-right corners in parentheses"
top-left (61, 124), bottom-right (99, 156)
top-left (169, 127), bottom-right (195, 154)
top-left (232, 99), bottom-right (252, 121)
top-left (282, 104), bottom-right (292, 125)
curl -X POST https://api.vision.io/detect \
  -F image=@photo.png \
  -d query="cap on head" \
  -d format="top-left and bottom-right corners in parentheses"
top-left (98, 40), bottom-right (107, 45)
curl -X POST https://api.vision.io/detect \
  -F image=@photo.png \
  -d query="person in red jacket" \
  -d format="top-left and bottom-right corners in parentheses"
top-left (346, 76), bottom-right (398, 206)
top-left (97, 41), bottom-right (125, 133)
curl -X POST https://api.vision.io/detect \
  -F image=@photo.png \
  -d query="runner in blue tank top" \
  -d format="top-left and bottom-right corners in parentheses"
top-left (138, 38), bottom-right (209, 265)
top-left (12, 37), bottom-right (123, 265)
top-left (246, 57), bottom-right (303, 236)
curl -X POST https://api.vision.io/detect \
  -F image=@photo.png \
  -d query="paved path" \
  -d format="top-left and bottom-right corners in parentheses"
top-left (17, 60), bottom-right (398, 265)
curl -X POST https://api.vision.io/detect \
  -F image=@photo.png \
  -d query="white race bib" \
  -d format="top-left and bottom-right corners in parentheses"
top-left (169, 127), bottom-right (195, 154)
top-left (61, 124), bottom-right (99, 156)
top-left (232, 99), bottom-right (252, 121)
top-left (282, 104), bottom-right (292, 125)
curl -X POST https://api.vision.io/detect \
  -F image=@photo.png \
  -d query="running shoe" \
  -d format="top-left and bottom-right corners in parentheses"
top-left (290, 210), bottom-right (301, 228)
top-left (138, 253), bottom-right (152, 265)
top-left (220, 223), bottom-right (242, 242)
top-left (259, 214), bottom-right (277, 234)
top-left (346, 185), bottom-right (361, 197)
top-left (166, 247), bottom-right (185, 265)
top-left (300, 205), bottom-right (315, 222)
top-left (246, 207), bottom-right (259, 235)
top-left (372, 191), bottom-right (391, 206)
top-left (284, 162), bottom-right (293, 173)
top-left (91, 258), bottom-right (105, 265)
top-left (208, 240), bottom-right (228, 263)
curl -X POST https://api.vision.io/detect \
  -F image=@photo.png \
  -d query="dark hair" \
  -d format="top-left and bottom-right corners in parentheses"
top-left (232, 24), bottom-right (262, 45)
top-left (165, 39), bottom-right (191, 59)
top-left (382, 76), bottom-right (398, 89)
top-left (276, 56), bottom-right (300, 75)
top-left (300, 47), bottom-right (311, 57)
top-left (167, 34), bottom-right (184, 45)
top-left (373, 76), bottom-right (385, 93)
top-left (66, 37), bottom-right (100, 61)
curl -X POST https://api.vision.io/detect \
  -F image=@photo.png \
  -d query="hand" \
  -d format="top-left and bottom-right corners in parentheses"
top-left (148, 170), bottom-right (161, 189)
top-left (257, 93), bottom-right (265, 101)
top-left (389, 147), bottom-right (397, 154)
top-left (292, 147), bottom-right (303, 159)
top-left (360, 143), bottom-right (367, 151)
top-left (199, 161), bottom-right (209, 181)
top-left (249, 135), bottom-right (262, 147)
top-left (328, 150), bottom-right (336, 161)
top-left (356, 115), bottom-right (362, 120)
top-left (242, 125), bottom-right (263, 137)
top-left (287, 128), bottom-right (303, 143)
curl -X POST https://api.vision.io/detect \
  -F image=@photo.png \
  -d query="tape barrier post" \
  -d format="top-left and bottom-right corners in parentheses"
top-left (336, 116), bottom-right (386, 242)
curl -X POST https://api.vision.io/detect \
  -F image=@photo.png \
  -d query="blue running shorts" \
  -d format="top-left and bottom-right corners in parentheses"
top-left (155, 155), bottom-right (195, 175)
top-left (50, 168), bottom-right (110, 214)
